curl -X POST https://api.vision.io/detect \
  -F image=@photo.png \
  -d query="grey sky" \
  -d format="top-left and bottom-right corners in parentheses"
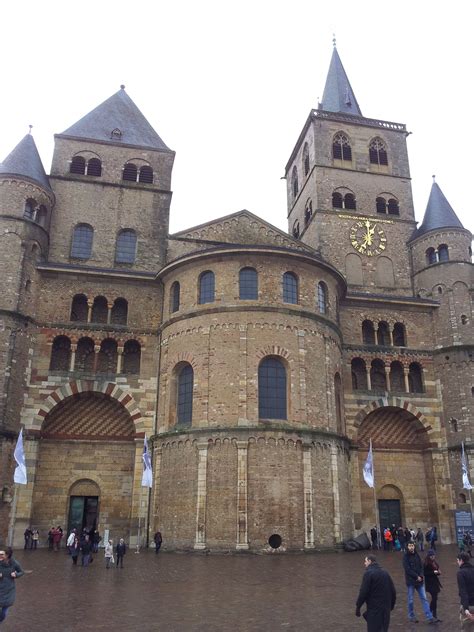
top-left (1, 0), bottom-right (471, 235)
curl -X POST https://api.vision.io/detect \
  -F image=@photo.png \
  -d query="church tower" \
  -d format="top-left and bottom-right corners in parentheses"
top-left (285, 42), bottom-right (416, 295)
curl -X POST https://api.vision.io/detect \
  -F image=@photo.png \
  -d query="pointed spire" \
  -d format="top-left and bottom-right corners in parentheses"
top-left (0, 133), bottom-right (51, 191)
top-left (319, 44), bottom-right (362, 116)
top-left (58, 87), bottom-right (171, 151)
top-left (416, 180), bottom-right (464, 237)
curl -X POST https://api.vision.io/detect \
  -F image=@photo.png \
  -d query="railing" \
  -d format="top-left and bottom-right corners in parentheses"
top-left (312, 109), bottom-right (406, 132)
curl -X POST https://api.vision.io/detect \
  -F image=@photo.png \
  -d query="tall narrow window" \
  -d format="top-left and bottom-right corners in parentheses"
top-left (36, 205), bottom-right (48, 227)
top-left (292, 220), bottom-right (300, 239)
top-left (71, 224), bottom-right (93, 259)
top-left (393, 322), bottom-right (406, 346)
top-left (199, 271), bottom-right (215, 304)
top-left (91, 296), bottom-right (108, 323)
top-left (258, 357), bottom-right (287, 420)
top-left (438, 244), bottom-right (449, 262)
top-left (304, 200), bottom-right (313, 225)
top-left (24, 198), bottom-right (37, 219)
top-left (111, 298), bottom-right (128, 325)
top-left (376, 197), bottom-right (387, 214)
top-left (387, 198), bottom-right (399, 215)
top-left (115, 229), bottom-right (137, 264)
top-left (344, 193), bottom-right (356, 210)
top-left (282, 272), bottom-right (298, 304)
top-left (426, 247), bottom-right (437, 265)
top-left (97, 339), bottom-right (118, 374)
top-left (123, 340), bottom-right (141, 374)
top-left (351, 358), bottom-right (368, 390)
top-left (138, 165), bottom-right (153, 184)
top-left (70, 294), bottom-right (88, 321)
top-left (49, 336), bottom-right (71, 371)
top-left (390, 361), bottom-right (405, 391)
top-left (333, 133), bottom-right (352, 161)
top-left (302, 142), bottom-right (310, 176)
top-left (408, 362), bottom-right (424, 393)
top-left (70, 156), bottom-right (86, 175)
top-left (170, 282), bottom-right (180, 312)
top-left (370, 359), bottom-right (387, 391)
top-left (317, 281), bottom-right (328, 314)
top-left (377, 321), bottom-right (391, 346)
top-left (123, 163), bottom-right (138, 182)
top-left (177, 364), bottom-right (193, 425)
top-left (291, 166), bottom-right (299, 198)
top-left (87, 158), bottom-right (102, 177)
top-left (75, 337), bottom-right (95, 372)
top-left (362, 320), bottom-right (376, 345)
top-left (332, 192), bottom-right (343, 209)
top-left (239, 267), bottom-right (258, 300)
top-left (369, 138), bottom-right (388, 166)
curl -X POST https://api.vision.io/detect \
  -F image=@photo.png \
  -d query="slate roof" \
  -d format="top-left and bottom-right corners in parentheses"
top-left (58, 87), bottom-right (172, 151)
top-left (0, 133), bottom-right (51, 191)
top-left (414, 181), bottom-right (464, 238)
top-left (319, 46), bottom-right (363, 116)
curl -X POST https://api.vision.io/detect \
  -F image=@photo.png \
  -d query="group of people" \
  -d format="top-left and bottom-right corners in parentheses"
top-left (370, 524), bottom-right (438, 553)
top-left (356, 538), bottom-right (474, 630)
top-left (22, 527), bottom-right (39, 550)
top-left (65, 527), bottom-right (128, 569)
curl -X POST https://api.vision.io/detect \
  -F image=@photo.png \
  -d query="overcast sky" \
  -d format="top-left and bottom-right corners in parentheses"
top-left (1, 1), bottom-right (472, 236)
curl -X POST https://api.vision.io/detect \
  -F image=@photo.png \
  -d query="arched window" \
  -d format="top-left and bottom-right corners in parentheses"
top-left (70, 294), bottom-right (88, 322)
top-left (91, 296), bottom-right (108, 323)
top-left (170, 282), bottom-right (180, 313)
top-left (393, 322), bottom-right (406, 346)
top-left (460, 493), bottom-right (467, 504)
top-left (70, 156), bottom-right (86, 175)
top-left (369, 138), bottom-right (388, 166)
top-left (36, 205), bottom-right (48, 227)
top-left (239, 267), bottom-right (258, 300)
top-left (317, 281), bottom-right (328, 314)
top-left (71, 224), bottom-right (93, 260)
top-left (86, 158), bottom-right (102, 177)
top-left (199, 271), bottom-right (215, 304)
top-left (333, 132), bottom-right (352, 161)
top-left (75, 337), bottom-right (95, 372)
top-left (344, 193), bottom-right (356, 210)
top-left (408, 362), bottom-right (424, 393)
top-left (24, 198), bottom-right (37, 219)
top-left (292, 220), bottom-right (300, 239)
top-left (291, 166), bottom-right (298, 198)
top-left (387, 198), bottom-right (399, 215)
top-left (177, 364), bottom-right (193, 425)
top-left (282, 272), bottom-right (298, 304)
top-left (390, 361), bottom-right (405, 391)
top-left (111, 298), bottom-right (128, 325)
top-left (49, 336), bottom-right (71, 371)
top-left (334, 372), bottom-right (344, 434)
top-left (370, 359), bottom-right (387, 391)
top-left (138, 165), bottom-right (153, 184)
top-left (376, 197), bottom-right (386, 214)
top-left (362, 320), bottom-right (376, 345)
top-left (97, 339), bottom-right (118, 374)
top-left (302, 143), bottom-right (310, 176)
top-left (332, 192), bottom-right (343, 209)
top-left (426, 248), bottom-right (437, 265)
top-left (377, 321), bottom-right (391, 346)
top-left (438, 244), bottom-right (449, 262)
top-left (258, 357), bottom-right (287, 420)
top-left (351, 358), bottom-right (367, 390)
top-left (123, 340), bottom-right (141, 374)
top-left (123, 163), bottom-right (138, 182)
top-left (115, 229), bottom-right (137, 264)
top-left (304, 200), bottom-right (312, 225)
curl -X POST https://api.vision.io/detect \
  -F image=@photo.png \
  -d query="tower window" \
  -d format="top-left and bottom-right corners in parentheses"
top-left (387, 198), bottom-right (399, 215)
top-left (303, 142), bottom-right (310, 176)
top-left (87, 158), bottom-right (102, 177)
top-left (111, 298), bottom-right (128, 325)
top-left (332, 192), bottom-right (343, 209)
top-left (332, 133), bottom-right (352, 161)
top-left (70, 156), bottom-right (86, 175)
top-left (304, 200), bottom-right (313, 225)
top-left (393, 322), bottom-right (406, 346)
top-left (408, 362), bottom-right (424, 393)
top-left (71, 224), bottom-right (94, 260)
top-left (123, 163), bottom-right (138, 182)
top-left (376, 197), bottom-right (386, 214)
top-left (258, 357), bottom-right (287, 420)
top-left (24, 198), bottom-right (37, 220)
top-left (70, 294), bottom-right (88, 322)
top-left (426, 248), bottom-right (437, 265)
top-left (291, 166), bottom-right (299, 198)
top-left (138, 166), bottom-right (154, 184)
top-left (369, 138), bottom-right (388, 166)
top-left (49, 336), bottom-right (71, 372)
top-left (239, 267), bottom-right (258, 300)
top-left (170, 281), bottom-right (180, 313)
top-left (292, 220), bottom-right (300, 239)
top-left (282, 272), bottom-right (298, 304)
top-left (115, 229), bottom-right (137, 264)
top-left (199, 271), bottom-right (215, 304)
top-left (438, 244), bottom-right (449, 262)
top-left (351, 358), bottom-right (368, 390)
top-left (344, 193), bottom-right (356, 210)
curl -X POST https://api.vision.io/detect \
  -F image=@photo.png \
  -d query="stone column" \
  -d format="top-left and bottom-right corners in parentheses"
top-left (302, 443), bottom-right (315, 549)
top-left (236, 441), bottom-right (249, 549)
top-left (87, 300), bottom-right (93, 323)
top-left (194, 442), bottom-right (208, 550)
top-left (389, 328), bottom-right (394, 346)
top-left (366, 366), bottom-right (372, 390)
top-left (238, 325), bottom-right (248, 425)
top-left (330, 445), bottom-right (341, 543)
top-left (384, 365), bottom-right (391, 391)
top-left (116, 347), bottom-right (124, 374)
top-left (92, 345), bottom-right (100, 373)
top-left (403, 367), bottom-right (410, 393)
top-left (107, 303), bottom-right (113, 324)
top-left (69, 344), bottom-right (77, 372)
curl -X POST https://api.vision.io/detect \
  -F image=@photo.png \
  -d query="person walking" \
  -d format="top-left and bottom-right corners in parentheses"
top-left (104, 540), bottom-right (114, 568)
top-left (416, 528), bottom-right (424, 552)
top-left (70, 536), bottom-right (80, 565)
top-left (23, 527), bottom-right (32, 550)
top-left (0, 547), bottom-right (24, 625)
top-left (47, 527), bottom-right (54, 550)
top-left (355, 554), bottom-right (396, 632)
top-left (92, 529), bottom-right (101, 554)
top-left (402, 541), bottom-right (436, 624)
top-left (66, 528), bottom-right (76, 554)
top-left (81, 535), bottom-right (92, 567)
top-left (397, 527), bottom-right (406, 553)
top-left (52, 527), bottom-right (62, 552)
top-left (464, 532), bottom-right (473, 559)
top-left (429, 526), bottom-right (438, 551)
top-left (31, 529), bottom-right (39, 550)
top-left (424, 549), bottom-right (442, 623)
top-left (457, 552), bottom-right (474, 629)
top-left (116, 538), bottom-right (126, 569)
top-left (154, 531), bottom-right (163, 554)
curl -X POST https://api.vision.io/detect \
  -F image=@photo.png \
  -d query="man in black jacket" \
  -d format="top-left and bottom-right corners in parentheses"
top-left (355, 555), bottom-right (396, 632)
top-left (457, 552), bottom-right (474, 628)
top-left (403, 542), bottom-right (436, 624)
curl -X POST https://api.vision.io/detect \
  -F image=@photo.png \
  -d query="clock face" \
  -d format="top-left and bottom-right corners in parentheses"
top-left (350, 219), bottom-right (387, 256)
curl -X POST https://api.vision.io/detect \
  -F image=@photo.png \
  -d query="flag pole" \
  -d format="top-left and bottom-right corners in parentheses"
top-left (371, 441), bottom-right (380, 549)
top-left (7, 484), bottom-right (19, 547)
top-left (135, 485), bottom-right (145, 554)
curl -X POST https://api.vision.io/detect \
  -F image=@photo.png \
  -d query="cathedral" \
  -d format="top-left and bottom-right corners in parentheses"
top-left (0, 45), bottom-right (472, 551)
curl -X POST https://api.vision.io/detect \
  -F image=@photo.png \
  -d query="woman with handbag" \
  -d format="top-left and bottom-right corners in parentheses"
top-left (424, 549), bottom-right (442, 623)
top-left (105, 540), bottom-right (114, 569)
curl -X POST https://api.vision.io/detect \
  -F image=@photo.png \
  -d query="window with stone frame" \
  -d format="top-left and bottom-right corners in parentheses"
top-left (258, 356), bottom-right (287, 420)
top-left (138, 165), bottom-right (153, 184)
top-left (282, 272), bottom-right (298, 304)
top-left (170, 282), bottom-right (180, 313)
top-left (239, 267), bottom-right (258, 300)
top-left (70, 294), bottom-right (88, 322)
top-left (199, 271), bottom-right (215, 304)
top-left (111, 298), bottom-right (128, 325)
top-left (70, 156), bottom-right (86, 175)
top-left (115, 229), bottom-right (137, 264)
top-left (71, 224), bottom-right (94, 260)
top-left (123, 162), bottom-right (138, 182)
top-left (304, 200), bottom-right (313, 225)
top-left (49, 336), bottom-right (71, 371)
top-left (332, 132), bottom-right (352, 161)
top-left (291, 166), bottom-right (299, 198)
top-left (438, 244), bottom-right (449, 262)
top-left (370, 359), bottom-right (387, 390)
top-left (177, 363), bottom-right (193, 425)
top-left (122, 340), bottom-right (141, 374)
top-left (302, 142), bottom-right (310, 176)
top-left (91, 296), bottom-right (108, 323)
top-left (97, 339), bottom-right (118, 374)
top-left (362, 320), bottom-right (376, 345)
top-left (317, 281), bottom-right (328, 314)
top-left (408, 362), bottom-right (424, 393)
top-left (351, 358), bottom-right (368, 390)
top-left (369, 137), bottom-right (388, 166)
top-left (87, 158), bottom-right (102, 177)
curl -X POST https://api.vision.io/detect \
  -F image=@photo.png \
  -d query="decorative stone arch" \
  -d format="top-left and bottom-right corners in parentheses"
top-left (168, 351), bottom-right (198, 371)
top-left (32, 380), bottom-right (145, 434)
top-left (68, 477), bottom-right (101, 497)
top-left (353, 397), bottom-right (433, 438)
top-left (256, 345), bottom-right (291, 362)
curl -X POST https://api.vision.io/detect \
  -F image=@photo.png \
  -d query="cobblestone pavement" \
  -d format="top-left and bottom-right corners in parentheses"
top-left (1, 545), bottom-right (465, 631)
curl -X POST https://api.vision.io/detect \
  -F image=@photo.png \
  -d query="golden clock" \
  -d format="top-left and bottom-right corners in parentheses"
top-left (350, 219), bottom-right (387, 256)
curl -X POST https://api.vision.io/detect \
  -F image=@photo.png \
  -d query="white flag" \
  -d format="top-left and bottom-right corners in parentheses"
top-left (13, 428), bottom-right (27, 485)
top-left (462, 442), bottom-right (473, 490)
top-left (363, 439), bottom-right (374, 488)
top-left (141, 434), bottom-right (153, 488)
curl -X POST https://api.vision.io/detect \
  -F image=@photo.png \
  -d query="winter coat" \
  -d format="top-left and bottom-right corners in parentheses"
top-left (424, 558), bottom-right (442, 595)
top-left (0, 558), bottom-right (24, 607)
top-left (356, 562), bottom-right (396, 613)
top-left (104, 544), bottom-right (113, 559)
top-left (81, 540), bottom-right (92, 555)
top-left (458, 561), bottom-right (474, 610)
top-left (70, 542), bottom-right (80, 558)
top-left (403, 550), bottom-right (424, 587)
top-left (116, 542), bottom-right (127, 557)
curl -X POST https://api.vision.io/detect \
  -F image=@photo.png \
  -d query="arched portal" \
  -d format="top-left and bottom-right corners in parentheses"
top-left (31, 391), bottom-right (137, 540)
top-left (356, 406), bottom-right (434, 534)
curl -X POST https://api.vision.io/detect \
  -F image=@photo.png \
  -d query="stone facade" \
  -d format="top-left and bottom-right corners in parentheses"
top-left (0, 55), bottom-right (472, 551)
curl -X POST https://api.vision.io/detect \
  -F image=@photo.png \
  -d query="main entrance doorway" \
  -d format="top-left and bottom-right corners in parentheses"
top-left (68, 496), bottom-right (99, 534)
top-left (378, 499), bottom-right (401, 530)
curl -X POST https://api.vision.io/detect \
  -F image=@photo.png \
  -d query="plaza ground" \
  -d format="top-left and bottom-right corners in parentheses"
top-left (2, 544), bottom-right (466, 631)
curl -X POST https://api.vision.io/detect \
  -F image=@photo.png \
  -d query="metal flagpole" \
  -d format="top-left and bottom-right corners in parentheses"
top-left (371, 444), bottom-right (381, 549)
top-left (7, 484), bottom-right (19, 547)
top-left (136, 485), bottom-right (145, 553)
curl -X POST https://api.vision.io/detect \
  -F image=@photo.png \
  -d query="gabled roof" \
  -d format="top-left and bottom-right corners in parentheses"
top-left (57, 87), bottom-right (172, 152)
top-left (0, 133), bottom-right (51, 191)
top-left (414, 181), bottom-right (464, 238)
top-left (319, 46), bottom-right (362, 117)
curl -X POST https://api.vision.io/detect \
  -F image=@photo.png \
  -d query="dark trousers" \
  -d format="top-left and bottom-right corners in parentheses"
top-left (0, 607), bottom-right (9, 623)
top-left (364, 608), bottom-right (390, 632)
top-left (155, 543), bottom-right (161, 554)
top-left (428, 591), bottom-right (439, 618)
top-left (116, 555), bottom-right (124, 568)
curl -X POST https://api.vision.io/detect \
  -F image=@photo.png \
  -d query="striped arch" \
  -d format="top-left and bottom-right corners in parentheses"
top-left (353, 396), bottom-right (433, 437)
top-left (256, 345), bottom-right (291, 361)
top-left (30, 380), bottom-right (145, 434)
